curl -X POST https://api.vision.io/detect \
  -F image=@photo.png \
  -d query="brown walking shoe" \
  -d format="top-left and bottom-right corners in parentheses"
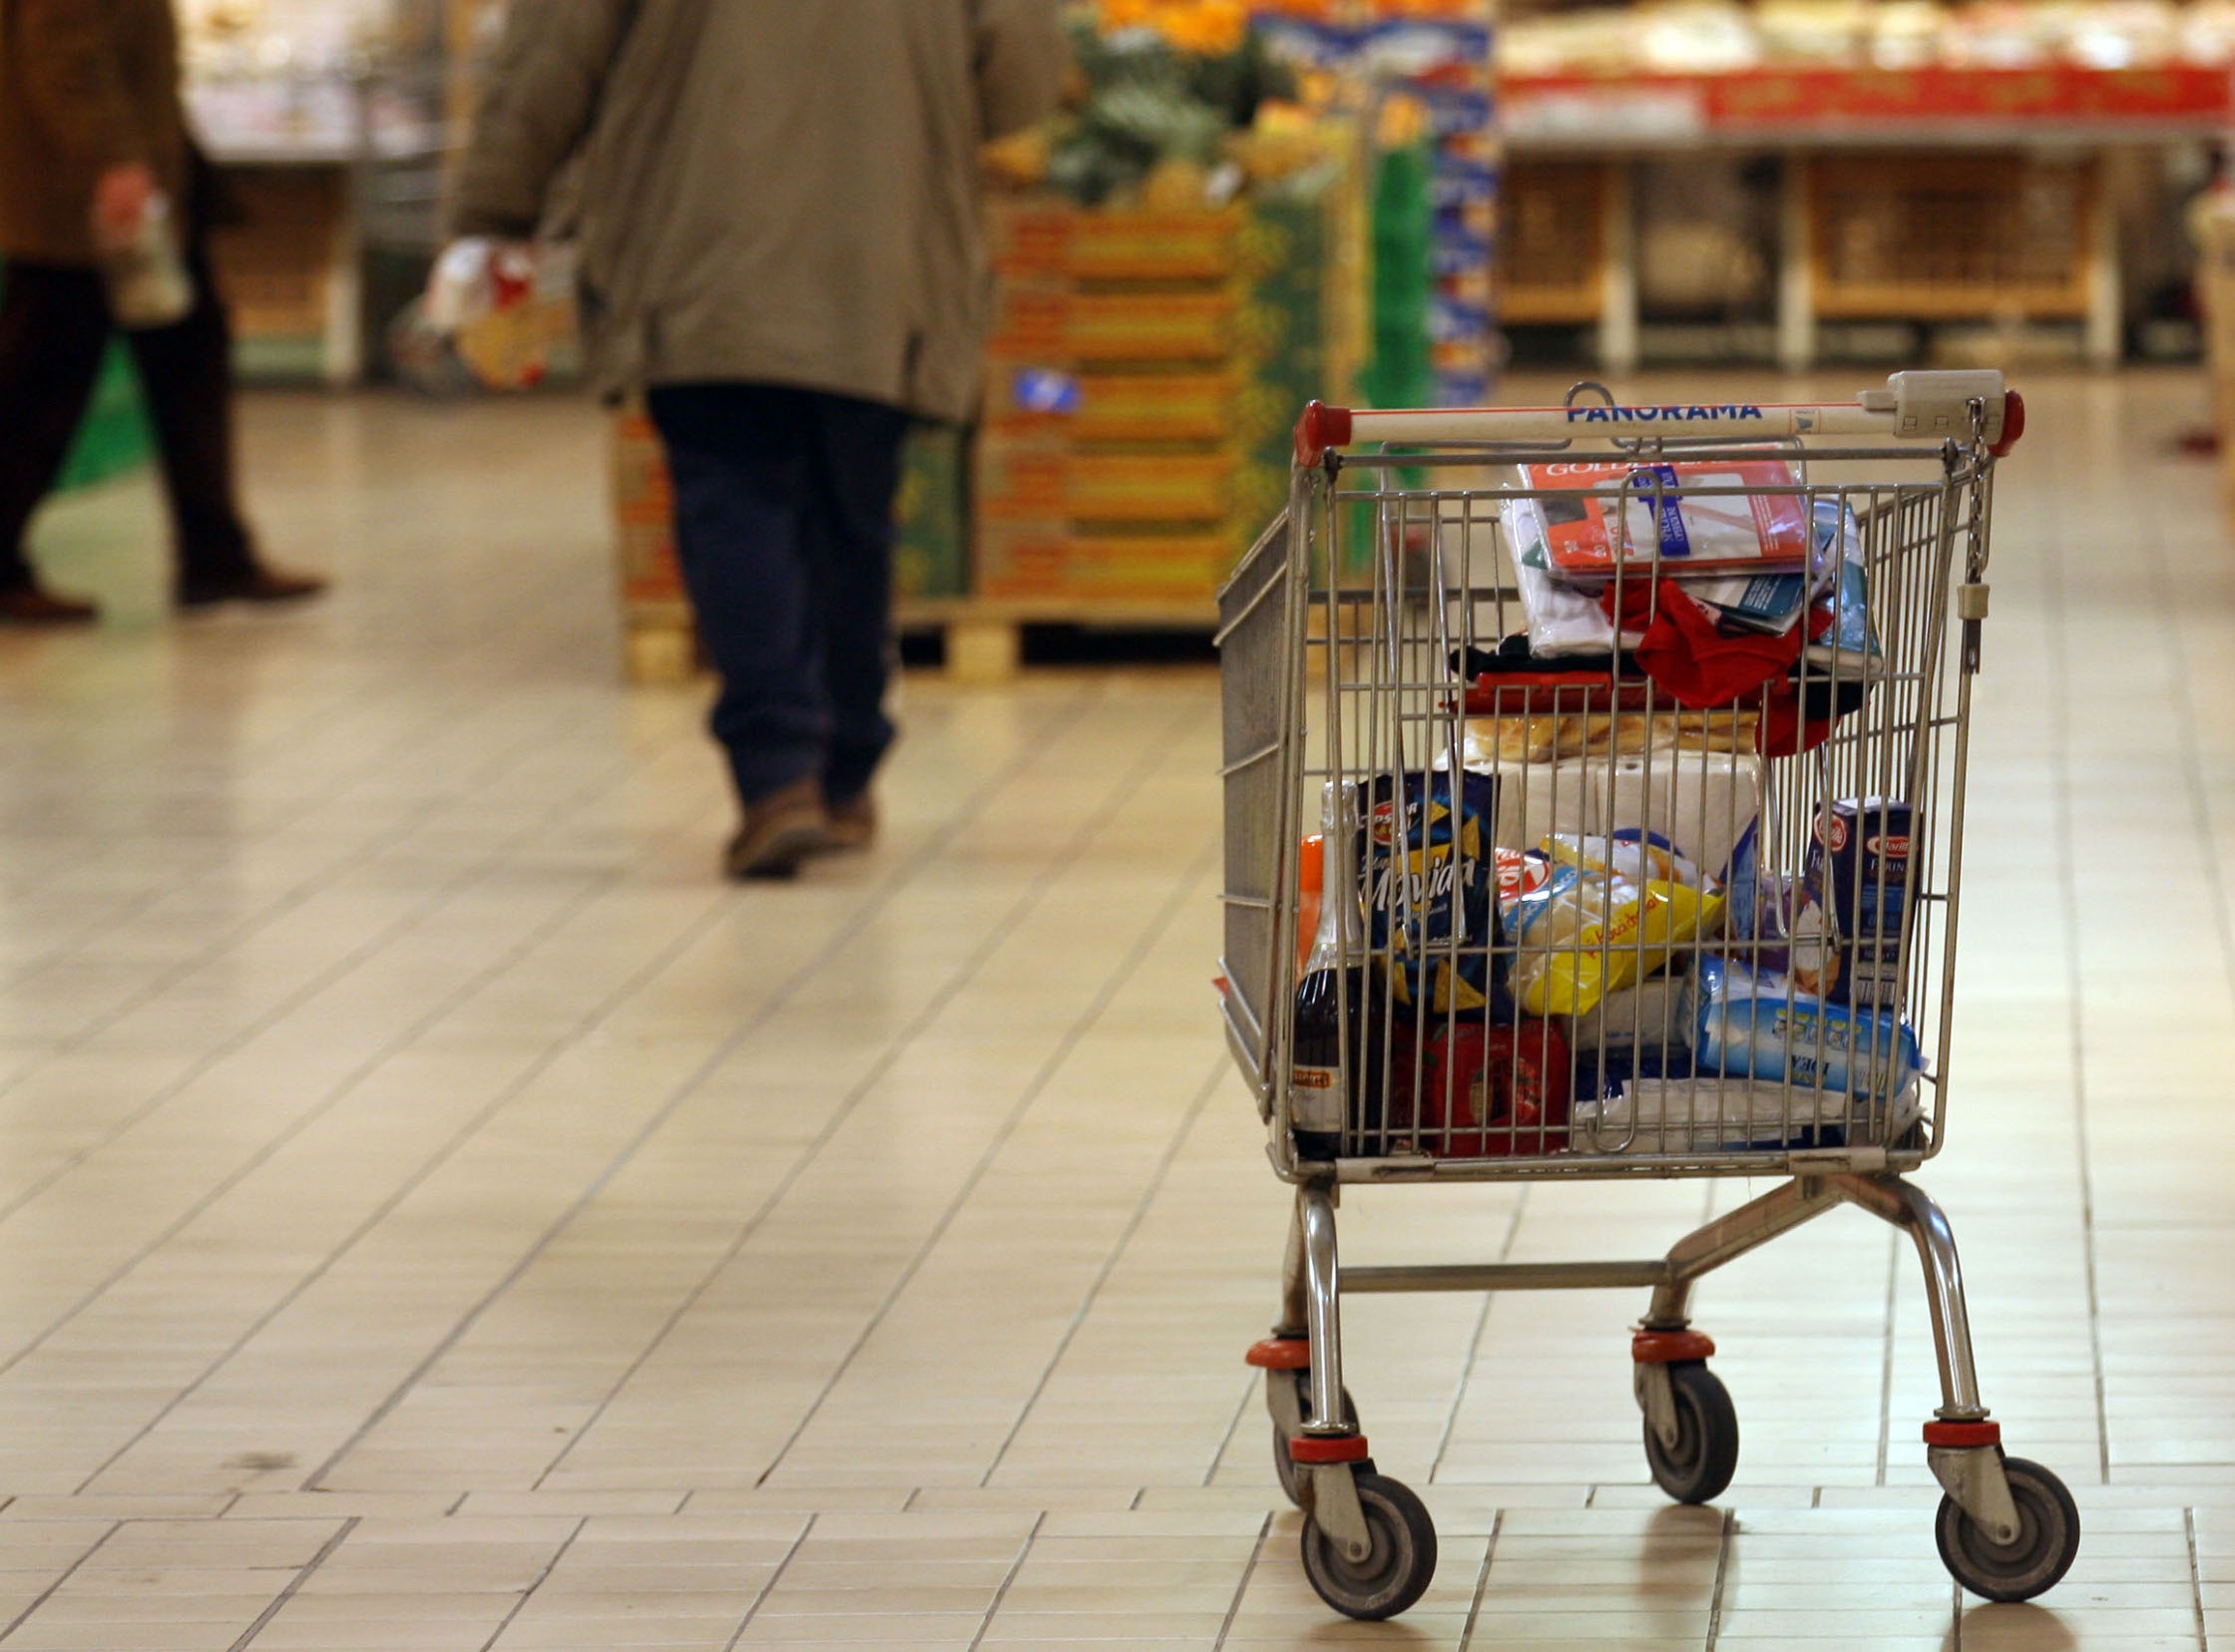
top-left (824, 792), bottom-right (877, 852)
top-left (179, 564), bottom-right (329, 610)
top-left (0, 585), bottom-right (99, 625)
top-left (723, 777), bottom-right (827, 881)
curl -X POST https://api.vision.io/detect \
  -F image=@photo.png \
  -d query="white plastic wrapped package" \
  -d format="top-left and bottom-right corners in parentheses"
top-left (1573, 1077), bottom-right (1858, 1154)
top-left (1450, 733), bottom-right (1761, 878)
top-left (1503, 492), bottom-right (1641, 656)
top-left (1569, 976), bottom-right (1688, 1053)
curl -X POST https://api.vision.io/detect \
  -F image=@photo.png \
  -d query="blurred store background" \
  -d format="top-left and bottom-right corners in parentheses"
top-left (39, 0), bottom-right (2235, 665)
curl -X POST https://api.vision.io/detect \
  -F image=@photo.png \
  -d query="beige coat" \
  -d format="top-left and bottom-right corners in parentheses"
top-left (0, 0), bottom-right (194, 266)
top-left (452, 0), bottom-right (1068, 421)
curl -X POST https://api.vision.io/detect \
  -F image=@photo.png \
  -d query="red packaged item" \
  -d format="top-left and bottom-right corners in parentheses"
top-left (1515, 459), bottom-right (1812, 583)
top-left (1404, 1018), bottom-right (1573, 1157)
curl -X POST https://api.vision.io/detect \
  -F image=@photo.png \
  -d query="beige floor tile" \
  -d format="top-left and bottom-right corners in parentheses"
top-left (0, 378), bottom-right (2227, 1648)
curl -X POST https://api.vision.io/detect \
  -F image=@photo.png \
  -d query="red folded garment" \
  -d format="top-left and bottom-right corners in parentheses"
top-left (1595, 579), bottom-right (1835, 758)
top-left (1597, 579), bottom-right (1803, 709)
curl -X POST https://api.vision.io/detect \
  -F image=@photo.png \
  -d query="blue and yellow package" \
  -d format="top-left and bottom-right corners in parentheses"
top-left (1360, 770), bottom-right (1503, 1015)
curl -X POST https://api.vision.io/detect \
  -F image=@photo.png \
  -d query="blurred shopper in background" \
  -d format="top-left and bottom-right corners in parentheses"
top-left (0, 0), bottom-right (327, 624)
top-left (451, 0), bottom-right (1068, 880)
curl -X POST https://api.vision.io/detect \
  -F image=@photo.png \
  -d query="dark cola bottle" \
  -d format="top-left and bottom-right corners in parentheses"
top-left (1289, 829), bottom-right (1382, 1162)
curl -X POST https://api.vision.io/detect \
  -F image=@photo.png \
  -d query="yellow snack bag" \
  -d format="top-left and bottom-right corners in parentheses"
top-left (1505, 835), bottom-right (1728, 1019)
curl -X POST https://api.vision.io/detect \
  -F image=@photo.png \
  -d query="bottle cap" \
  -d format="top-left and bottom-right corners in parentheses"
top-left (1299, 834), bottom-right (1325, 895)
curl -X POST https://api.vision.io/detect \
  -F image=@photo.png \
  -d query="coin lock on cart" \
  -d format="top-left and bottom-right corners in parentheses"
top-left (1215, 370), bottom-right (2079, 1622)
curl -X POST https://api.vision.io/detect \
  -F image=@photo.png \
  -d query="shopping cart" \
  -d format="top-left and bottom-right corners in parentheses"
top-left (1215, 371), bottom-right (2078, 1621)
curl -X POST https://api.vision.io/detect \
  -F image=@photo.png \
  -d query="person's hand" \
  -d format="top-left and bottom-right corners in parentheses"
top-left (93, 163), bottom-right (159, 246)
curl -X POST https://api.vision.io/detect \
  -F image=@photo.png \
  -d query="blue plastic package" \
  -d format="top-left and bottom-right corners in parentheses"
top-left (1686, 957), bottom-right (1920, 1103)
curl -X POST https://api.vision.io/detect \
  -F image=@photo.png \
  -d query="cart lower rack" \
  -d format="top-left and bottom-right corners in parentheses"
top-left (1215, 371), bottom-right (2077, 1621)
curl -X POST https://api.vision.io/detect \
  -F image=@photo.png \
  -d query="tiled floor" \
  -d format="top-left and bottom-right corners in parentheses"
top-left (0, 370), bottom-right (2228, 1647)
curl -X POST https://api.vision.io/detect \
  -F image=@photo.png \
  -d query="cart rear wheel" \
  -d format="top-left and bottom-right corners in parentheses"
top-left (1936, 1456), bottom-right (2080, 1602)
top-left (1272, 1376), bottom-right (1359, 1508)
top-left (1643, 1361), bottom-right (1739, 1505)
top-left (1300, 1470), bottom-right (1438, 1621)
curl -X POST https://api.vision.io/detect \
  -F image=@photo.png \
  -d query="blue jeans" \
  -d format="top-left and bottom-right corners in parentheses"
top-left (647, 383), bottom-right (909, 808)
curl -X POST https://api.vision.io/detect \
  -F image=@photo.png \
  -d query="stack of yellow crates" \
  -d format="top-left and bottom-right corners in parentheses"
top-left (975, 171), bottom-right (1358, 609)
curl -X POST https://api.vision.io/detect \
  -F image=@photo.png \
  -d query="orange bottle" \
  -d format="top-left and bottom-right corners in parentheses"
top-left (1296, 833), bottom-right (1325, 981)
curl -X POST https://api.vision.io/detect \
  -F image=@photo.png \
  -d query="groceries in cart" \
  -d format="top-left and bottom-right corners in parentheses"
top-left (1495, 475), bottom-right (1886, 760)
top-left (1291, 813), bottom-right (1381, 1165)
top-left (1360, 770), bottom-right (1503, 1015)
top-left (1790, 798), bottom-right (1913, 1010)
top-left (1290, 759), bottom-right (1932, 1161)
top-left (1507, 458), bottom-right (1815, 582)
top-left (1501, 832), bottom-right (1725, 1018)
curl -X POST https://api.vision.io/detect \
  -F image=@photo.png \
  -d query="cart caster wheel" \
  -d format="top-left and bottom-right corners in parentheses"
top-left (1272, 1377), bottom-right (1359, 1508)
top-left (1300, 1469), bottom-right (1438, 1621)
top-left (1936, 1456), bottom-right (2080, 1602)
top-left (1644, 1361), bottom-right (1739, 1505)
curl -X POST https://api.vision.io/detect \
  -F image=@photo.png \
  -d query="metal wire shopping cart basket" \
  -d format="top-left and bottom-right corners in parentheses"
top-left (1215, 371), bottom-right (2078, 1620)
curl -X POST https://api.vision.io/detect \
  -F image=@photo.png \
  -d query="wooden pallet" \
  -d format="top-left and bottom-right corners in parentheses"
top-left (623, 598), bottom-right (1219, 688)
top-left (896, 597), bottom-right (1217, 684)
top-left (1808, 154), bottom-right (2097, 322)
top-left (1500, 161), bottom-right (1611, 326)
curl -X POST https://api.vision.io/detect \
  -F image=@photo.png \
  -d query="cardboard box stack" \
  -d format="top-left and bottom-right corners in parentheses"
top-left (207, 170), bottom-right (346, 345)
top-left (975, 175), bottom-right (1353, 605)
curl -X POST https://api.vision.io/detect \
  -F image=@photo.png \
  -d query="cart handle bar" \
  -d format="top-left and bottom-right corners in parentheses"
top-left (1294, 370), bottom-right (2023, 466)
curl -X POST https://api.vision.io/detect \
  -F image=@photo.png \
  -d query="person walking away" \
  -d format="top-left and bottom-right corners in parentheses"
top-left (0, 0), bottom-right (327, 624)
top-left (449, 0), bottom-right (1068, 880)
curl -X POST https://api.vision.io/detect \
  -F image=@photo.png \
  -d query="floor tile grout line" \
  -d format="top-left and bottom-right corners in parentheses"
top-left (721, 1513), bottom-right (817, 1652)
top-left (1456, 1508), bottom-right (1502, 1652)
top-left (0, 678), bottom-right (655, 1042)
top-left (529, 689), bottom-right (1180, 1491)
top-left (1876, 1225), bottom-right (1901, 1486)
top-left (2147, 457), bottom-right (2235, 1019)
top-left (474, 1514), bottom-right (586, 1652)
top-left (1427, 1188), bottom-right (1533, 1483)
top-left (69, 836), bottom-right (712, 1494)
top-left (0, 1520), bottom-right (118, 1647)
top-left (1202, 1373), bottom-right (1262, 1490)
top-left (976, 997), bottom-right (1229, 1486)
top-left (312, 689), bottom-right (1099, 1494)
top-left (34, 738), bottom-right (741, 1419)
top-left (1209, 1510), bottom-right (1274, 1652)
top-left (1700, 1506), bottom-right (1735, 1652)
top-left (229, 1515), bottom-right (359, 1652)
top-left (964, 1510), bottom-right (1046, 1652)
top-left (752, 729), bottom-right (1218, 1487)
top-left (2044, 503), bottom-right (2112, 1486)
top-left (2189, 1505), bottom-right (2210, 1651)
top-left (305, 681), bottom-right (1110, 1490)
top-left (0, 668), bottom-right (647, 998)
top-left (0, 700), bottom-right (709, 1258)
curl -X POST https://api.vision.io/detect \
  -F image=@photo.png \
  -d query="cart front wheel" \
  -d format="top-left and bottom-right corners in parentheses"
top-left (1643, 1361), bottom-right (1739, 1505)
top-left (1936, 1456), bottom-right (2080, 1602)
top-left (1300, 1470), bottom-right (1438, 1621)
top-left (1272, 1376), bottom-right (1360, 1508)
